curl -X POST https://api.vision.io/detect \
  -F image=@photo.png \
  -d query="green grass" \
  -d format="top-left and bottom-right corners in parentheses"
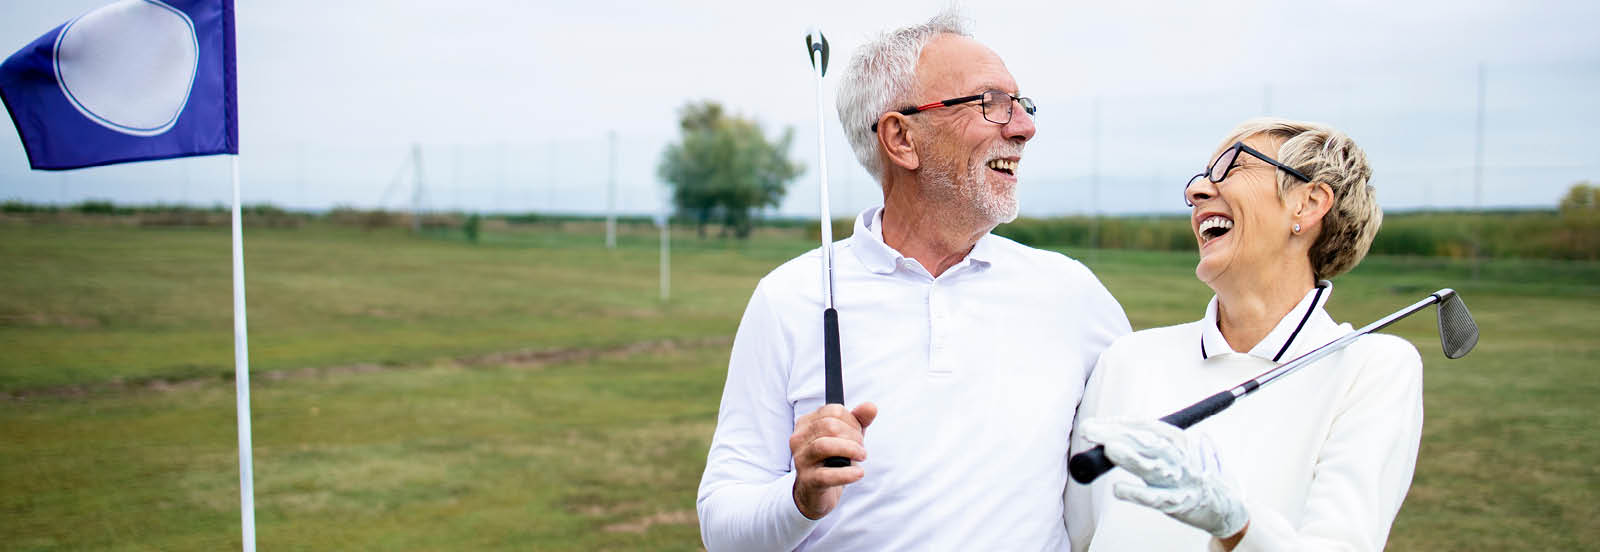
top-left (0, 223), bottom-right (807, 391)
top-left (1, 222), bottom-right (1596, 549)
top-left (2, 346), bottom-right (724, 550)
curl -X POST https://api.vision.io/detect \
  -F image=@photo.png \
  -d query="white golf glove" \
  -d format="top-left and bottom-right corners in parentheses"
top-left (1079, 418), bottom-right (1249, 539)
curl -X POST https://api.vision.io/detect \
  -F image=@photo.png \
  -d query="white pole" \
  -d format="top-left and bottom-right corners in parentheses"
top-left (1473, 62), bottom-right (1485, 211)
top-left (411, 143), bottom-right (424, 233)
top-left (229, 155), bottom-right (257, 552)
top-left (452, 145), bottom-right (463, 212)
top-left (497, 142), bottom-right (507, 214)
top-left (295, 142), bottom-right (305, 210)
top-left (1089, 97), bottom-right (1101, 256)
top-left (660, 211), bottom-right (670, 301)
top-left (607, 131), bottom-right (617, 249)
top-left (1471, 62), bottom-right (1486, 280)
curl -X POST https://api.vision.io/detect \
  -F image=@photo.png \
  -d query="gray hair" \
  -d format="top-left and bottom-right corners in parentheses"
top-left (1216, 117), bottom-right (1380, 280)
top-left (835, 10), bottom-right (972, 184)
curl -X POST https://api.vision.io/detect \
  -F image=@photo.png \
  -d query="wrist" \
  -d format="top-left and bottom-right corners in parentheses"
top-left (1218, 521), bottom-right (1248, 550)
top-left (793, 480), bottom-right (823, 520)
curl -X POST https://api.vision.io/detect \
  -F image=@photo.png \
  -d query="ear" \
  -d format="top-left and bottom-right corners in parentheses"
top-left (1296, 181), bottom-right (1335, 232)
top-left (877, 114), bottom-right (920, 171)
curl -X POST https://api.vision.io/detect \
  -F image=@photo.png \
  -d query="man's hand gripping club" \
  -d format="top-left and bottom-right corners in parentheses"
top-left (790, 402), bottom-right (878, 520)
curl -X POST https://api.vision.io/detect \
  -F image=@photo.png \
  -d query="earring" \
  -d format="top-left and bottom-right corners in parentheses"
top-left (1292, 223), bottom-right (1302, 234)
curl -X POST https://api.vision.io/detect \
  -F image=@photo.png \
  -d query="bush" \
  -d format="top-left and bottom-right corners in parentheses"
top-left (327, 207), bottom-right (407, 230)
top-left (1374, 211), bottom-right (1599, 260)
top-left (980, 211), bottom-right (1600, 261)
top-left (992, 216), bottom-right (1192, 251)
top-left (2, 200), bottom-right (58, 214)
top-left (73, 200), bottom-right (126, 215)
top-left (801, 218), bottom-right (855, 243)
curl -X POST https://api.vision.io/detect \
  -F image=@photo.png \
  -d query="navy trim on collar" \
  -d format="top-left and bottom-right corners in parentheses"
top-left (1199, 282), bottom-right (1329, 362)
top-left (1272, 284), bottom-right (1326, 362)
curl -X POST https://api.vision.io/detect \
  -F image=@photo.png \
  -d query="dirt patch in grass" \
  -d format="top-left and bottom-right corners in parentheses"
top-left (0, 312), bottom-right (102, 328)
top-left (602, 509), bottom-right (697, 533)
top-left (466, 336), bottom-right (729, 369)
top-left (0, 336), bottom-right (732, 401)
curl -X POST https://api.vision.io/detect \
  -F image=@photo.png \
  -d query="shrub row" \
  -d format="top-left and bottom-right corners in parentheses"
top-left (2, 200), bottom-right (303, 227)
top-left (987, 210), bottom-right (1600, 261)
top-left (6, 201), bottom-right (1595, 260)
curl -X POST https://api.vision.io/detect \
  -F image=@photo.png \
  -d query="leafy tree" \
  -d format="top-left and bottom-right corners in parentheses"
top-left (658, 101), bottom-right (803, 238)
top-left (1559, 181), bottom-right (1599, 216)
top-left (463, 213), bottom-right (481, 243)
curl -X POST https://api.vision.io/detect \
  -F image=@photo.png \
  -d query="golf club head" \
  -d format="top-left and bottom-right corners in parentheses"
top-left (1433, 289), bottom-right (1480, 359)
top-left (804, 29), bottom-right (829, 76)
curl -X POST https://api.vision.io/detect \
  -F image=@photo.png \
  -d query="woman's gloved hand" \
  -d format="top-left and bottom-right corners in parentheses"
top-left (1079, 418), bottom-right (1249, 539)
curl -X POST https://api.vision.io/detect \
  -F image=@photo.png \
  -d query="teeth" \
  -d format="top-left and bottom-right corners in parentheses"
top-left (987, 159), bottom-right (1018, 172)
top-left (1199, 216), bottom-right (1233, 232)
top-left (1198, 216), bottom-right (1233, 242)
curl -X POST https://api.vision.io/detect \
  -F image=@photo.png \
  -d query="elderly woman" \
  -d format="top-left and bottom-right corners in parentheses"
top-left (1065, 118), bottom-right (1422, 551)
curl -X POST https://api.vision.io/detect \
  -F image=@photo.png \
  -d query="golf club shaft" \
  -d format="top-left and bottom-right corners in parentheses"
top-left (812, 42), bottom-right (834, 311)
top-left (1069, 290), bottom-right (1453, 484)
top-left (808, 30), bottom-right (850, 469)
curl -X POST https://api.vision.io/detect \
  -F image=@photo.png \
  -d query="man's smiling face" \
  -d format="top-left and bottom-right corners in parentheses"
top-left (910, 34), bottom-right (1036, 227)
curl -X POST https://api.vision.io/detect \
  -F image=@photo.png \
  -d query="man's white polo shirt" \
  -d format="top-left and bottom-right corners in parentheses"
top-left (698, 206), bottom-right (1130, 551)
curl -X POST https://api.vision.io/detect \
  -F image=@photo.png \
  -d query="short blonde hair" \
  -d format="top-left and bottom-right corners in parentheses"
top-left (1216, 118), bottom-right (1379, 279)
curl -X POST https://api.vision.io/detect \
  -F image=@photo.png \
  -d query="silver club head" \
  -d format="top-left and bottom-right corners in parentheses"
top-left (1433, 289), bottom-right (1480, 359)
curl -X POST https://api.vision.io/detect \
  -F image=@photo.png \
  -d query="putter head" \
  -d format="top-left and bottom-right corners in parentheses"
top-left (1433, 289), bottom-right (1480, 359)
top-left (804, 29), bottom-right (829, 76)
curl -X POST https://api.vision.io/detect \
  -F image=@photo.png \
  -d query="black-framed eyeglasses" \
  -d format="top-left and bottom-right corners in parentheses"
top-left (870, 89), bottom-right (1036, 132)
top-left (1183, 141), bottom-right (1311, 207)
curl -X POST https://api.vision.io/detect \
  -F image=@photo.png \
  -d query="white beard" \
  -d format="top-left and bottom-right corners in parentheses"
top-left (922, 148), bottom-right (1019, 227)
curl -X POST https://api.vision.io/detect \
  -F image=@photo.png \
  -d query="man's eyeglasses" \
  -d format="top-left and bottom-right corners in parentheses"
top-left (1183, 141), bottom-right (1311, 206)
top-left (870, 89), bottom-right (1036, 132)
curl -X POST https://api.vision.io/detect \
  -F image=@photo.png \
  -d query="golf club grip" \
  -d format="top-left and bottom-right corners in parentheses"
top-left (1159, 389), bottom-right (1238, 429)
top-left (1068, 446), bottom-right (1116, 484)
top-left (823, 308), bottom-right (843, 404)
top-left (1068, 390), bottom-right (1238, 484)
top-left (822, 308), bottom-right (849, 468)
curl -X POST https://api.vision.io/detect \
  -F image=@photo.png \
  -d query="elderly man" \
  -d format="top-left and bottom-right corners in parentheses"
top-left (697, 12), bottom-right (1130, 550)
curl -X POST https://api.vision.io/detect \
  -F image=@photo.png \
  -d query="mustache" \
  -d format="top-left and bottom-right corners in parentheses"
top-left (984, 143), bottom-right (1024, 161)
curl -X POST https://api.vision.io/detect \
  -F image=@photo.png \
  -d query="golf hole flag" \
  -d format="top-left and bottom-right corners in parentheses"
top-left (0, 0), bottom-right (236, 171)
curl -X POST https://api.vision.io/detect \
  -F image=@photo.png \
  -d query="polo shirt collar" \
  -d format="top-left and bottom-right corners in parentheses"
top-left (852, 206), bottom-right (900, 274)
top-left (851, 205), bottom-right (997, 275)
top-left (965, 231), bottom-right (1000, 268)
top-left (1200, 280), bottom-right (1336, 361)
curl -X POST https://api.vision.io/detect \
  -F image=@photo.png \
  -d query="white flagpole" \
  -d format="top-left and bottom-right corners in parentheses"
top-left (229, 154), bottom-right (258, 551)
top-left (660, 208), bottom-right (670, 302)
top-left (607, 130), bottom-right (618, 249)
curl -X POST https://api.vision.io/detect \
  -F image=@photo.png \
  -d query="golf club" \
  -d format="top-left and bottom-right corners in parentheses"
top-left (805, 28), bottom-right (850, 469)
top-left (1069, 288), bottom-right (1480, 484)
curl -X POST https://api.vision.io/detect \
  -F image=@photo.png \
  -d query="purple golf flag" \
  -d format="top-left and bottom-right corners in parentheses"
top-left (0, 0), bottom-right (236, 171)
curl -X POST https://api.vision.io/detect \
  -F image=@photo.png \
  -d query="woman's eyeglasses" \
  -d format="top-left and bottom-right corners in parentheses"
top-left (1183, 141), bottom-right (1310, 206)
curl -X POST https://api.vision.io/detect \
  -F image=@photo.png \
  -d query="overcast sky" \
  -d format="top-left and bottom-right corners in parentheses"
top-left (1, 0), bottom-right (1596, 217)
